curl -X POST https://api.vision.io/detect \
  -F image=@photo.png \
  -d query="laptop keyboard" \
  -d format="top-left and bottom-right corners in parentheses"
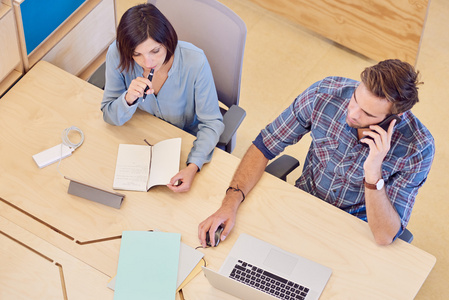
top-left (229, 260), bottom-right (309, 300)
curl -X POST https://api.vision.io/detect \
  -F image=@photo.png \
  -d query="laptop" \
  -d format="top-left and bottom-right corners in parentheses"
top-left (202, 233), bottom-right (331, 300)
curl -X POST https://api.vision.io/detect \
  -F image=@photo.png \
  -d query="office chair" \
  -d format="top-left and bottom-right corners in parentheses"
top-left (265, 154), bottom-right (300, 181)
top-left (148, 0), bottom-right (247, 153)
top-left (398, 228), bottom-right (413, 243)
top-left (87, 62), bottom-right (106, 90)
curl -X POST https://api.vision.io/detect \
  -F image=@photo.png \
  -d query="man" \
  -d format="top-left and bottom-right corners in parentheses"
top-left (198, 59), bottom-right (434, 246)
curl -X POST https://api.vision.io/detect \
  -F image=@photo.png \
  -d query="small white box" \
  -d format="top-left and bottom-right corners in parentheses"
top-left (33, 144), bottom-right (73, 168)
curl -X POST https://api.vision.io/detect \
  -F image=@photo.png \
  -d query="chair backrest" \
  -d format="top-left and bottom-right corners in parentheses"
top-left (148, 0), bottom-right (247, 109)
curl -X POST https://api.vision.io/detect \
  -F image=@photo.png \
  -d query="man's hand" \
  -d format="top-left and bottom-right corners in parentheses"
top-left (362, 119), bottom-right (396, 182)
top-left (198, 144), bottom-right (269, 247)
top-left (167, 163), bottom-right (198, 192)
top-left (361, 119), bottom-right (401, 245)
top-left (198, 195), bottom-right (241, 247)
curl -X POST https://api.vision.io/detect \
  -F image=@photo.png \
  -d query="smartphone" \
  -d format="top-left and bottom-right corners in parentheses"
top-left (377, 114), bottom-right (401, 131)
top-left (363, 114), bottom-right (401, 143)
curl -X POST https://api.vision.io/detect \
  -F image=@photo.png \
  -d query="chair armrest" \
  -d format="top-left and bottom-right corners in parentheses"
top-left (88, 62), bottom-right (106, 90)
top-left (398, 228), bottom-right (413, 243)
top-left (218, 104), bottom-right (246, 145)
top-left (265, 155), bottom-right (300, 181)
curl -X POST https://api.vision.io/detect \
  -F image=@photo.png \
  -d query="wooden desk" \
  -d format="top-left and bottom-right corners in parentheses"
top-left (0, 216), bottom-right (112, 299)
top-left (0, 61), bottom-right (436, 299)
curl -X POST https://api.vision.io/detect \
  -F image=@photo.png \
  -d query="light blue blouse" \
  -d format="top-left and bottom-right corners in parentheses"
top-left (101, 41), bottom-right (224, 169)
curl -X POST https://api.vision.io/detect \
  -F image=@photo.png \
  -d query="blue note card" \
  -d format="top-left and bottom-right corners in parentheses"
top-left (114, 231), bottom-right (181, 300)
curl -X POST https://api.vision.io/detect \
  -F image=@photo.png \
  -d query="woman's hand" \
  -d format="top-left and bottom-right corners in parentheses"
top-left (124, 76), bottom-right (154, 105)
top-left (167, 163), bottom-right (199, 192)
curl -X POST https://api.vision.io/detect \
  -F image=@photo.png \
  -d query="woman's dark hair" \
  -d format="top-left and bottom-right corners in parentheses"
top-left (116, 3), bottom-right (178, 72)
top-left (361, 59), bottom-right (423, 114)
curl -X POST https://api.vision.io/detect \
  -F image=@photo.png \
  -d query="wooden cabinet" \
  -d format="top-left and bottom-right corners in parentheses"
top-left (13, 0), bottom-right (116, 78)
top-left (41, 0), bottom-right (116, 79)
top-left (0, 0), bottom-right (23, 96)
top-left (0, 0), bottom-right (116, 95)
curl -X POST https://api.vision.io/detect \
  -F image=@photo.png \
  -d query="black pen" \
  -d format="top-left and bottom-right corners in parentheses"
top-left (143, 68), bottom-right (154, 102)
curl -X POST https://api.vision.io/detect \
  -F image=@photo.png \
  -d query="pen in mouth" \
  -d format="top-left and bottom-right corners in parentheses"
top-left (144, 68), bottom-right (154, 93)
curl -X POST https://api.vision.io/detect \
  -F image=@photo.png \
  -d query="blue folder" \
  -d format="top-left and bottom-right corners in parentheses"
top-left (114, 231), bottom-right (181, 300)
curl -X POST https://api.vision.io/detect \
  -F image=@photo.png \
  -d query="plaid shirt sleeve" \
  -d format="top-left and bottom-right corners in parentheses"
top-left (383, 118), bottom-right (435, 232)
top-left (253, 80), bottom-right (321, 159)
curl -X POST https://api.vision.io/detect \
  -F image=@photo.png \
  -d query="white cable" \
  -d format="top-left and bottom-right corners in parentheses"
top-left (61, 126), bottom-right (84, 150)
top-left (57, 126), bottom-right (85, 177)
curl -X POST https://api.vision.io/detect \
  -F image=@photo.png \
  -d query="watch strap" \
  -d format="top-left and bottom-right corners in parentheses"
top-left (363, 178), bottom-right (378, 190)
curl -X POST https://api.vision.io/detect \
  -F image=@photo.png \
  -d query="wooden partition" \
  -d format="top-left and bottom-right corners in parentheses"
top-left (0, 0), bottom-right (116, 95)
top-left (248, 0), bottom-right (430, 64)
top-left (0, 0), bottom-right (23, 97)
top-left (13, 0), bottom-right (116, 77)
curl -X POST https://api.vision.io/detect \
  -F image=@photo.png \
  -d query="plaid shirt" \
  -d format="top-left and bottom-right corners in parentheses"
top-left (254, 77), bottom-right (435, 232)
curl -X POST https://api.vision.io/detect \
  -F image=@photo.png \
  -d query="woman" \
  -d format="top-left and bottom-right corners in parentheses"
top-left (101, 3), bottom-right (224, 192)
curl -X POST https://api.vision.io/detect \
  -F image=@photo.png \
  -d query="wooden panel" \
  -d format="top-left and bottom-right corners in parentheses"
top-left (16, 0), bottom-right (86, 55)
top-left (0, 70), bottom-right (22, 97)
top-left (13, 0), bottom-right (103, 71)
top-left (41, 0), bottom-right (115, 76)
top-left (0, 2), bottom-right (9, 15)
top-left (248, 0), bottom-right (430, 64)
top-left (0, 9), bottom-right (21, 83)
top-left (0, 216), bottom-right (113, 299)
top-left (0, 233), bottom-right (64, 299)
top-left (78, 47), bottom-right (107, 80)
top-left (1, 0), bottom-right (12, 6)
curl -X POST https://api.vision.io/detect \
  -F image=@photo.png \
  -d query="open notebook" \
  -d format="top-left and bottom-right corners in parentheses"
top-left (113, 138), bottom-right (181, 191)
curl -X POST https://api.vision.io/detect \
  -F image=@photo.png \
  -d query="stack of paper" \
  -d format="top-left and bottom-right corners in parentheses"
top-left (111, 231), bottom-right (204, 299)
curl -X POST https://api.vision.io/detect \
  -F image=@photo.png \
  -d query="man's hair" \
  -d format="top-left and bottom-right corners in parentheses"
top-left (360, 59), bottom-right (423, 114)
top-left (116, 3), bottom-right (178, 73)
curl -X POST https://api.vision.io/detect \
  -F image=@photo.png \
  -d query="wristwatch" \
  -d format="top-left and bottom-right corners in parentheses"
top-left (363, 178), bottom-right (384, 190)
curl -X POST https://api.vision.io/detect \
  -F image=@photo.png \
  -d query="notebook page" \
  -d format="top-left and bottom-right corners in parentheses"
top-left (147, 138), bottom-right (181, 189)
top-left (113, 144), bottom-right (151, 191)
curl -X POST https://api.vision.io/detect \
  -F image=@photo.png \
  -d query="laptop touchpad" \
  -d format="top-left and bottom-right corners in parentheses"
top-left (263, 249), bottom-right (298, 275)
